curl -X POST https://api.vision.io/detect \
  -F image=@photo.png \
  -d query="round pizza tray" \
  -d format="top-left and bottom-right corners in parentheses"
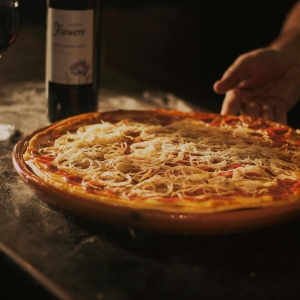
top-left (12, 121), bottom-right (300, 235)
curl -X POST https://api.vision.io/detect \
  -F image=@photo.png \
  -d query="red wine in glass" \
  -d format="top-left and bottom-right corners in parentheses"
top-left (0, 0), bottom-right (19, 141)
top-left (0, 0), bottom-right (19, 54)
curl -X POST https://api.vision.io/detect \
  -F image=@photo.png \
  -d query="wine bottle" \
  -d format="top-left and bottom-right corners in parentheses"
top-left (46, 0), bottom-right (101, 122)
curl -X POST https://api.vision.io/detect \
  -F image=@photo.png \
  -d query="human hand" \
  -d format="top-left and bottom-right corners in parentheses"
top-left (213, 48), bottom-right (300, 124)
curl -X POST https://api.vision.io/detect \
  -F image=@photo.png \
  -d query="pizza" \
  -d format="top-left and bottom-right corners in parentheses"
top-left (22, 109), bottom-right (300, 214)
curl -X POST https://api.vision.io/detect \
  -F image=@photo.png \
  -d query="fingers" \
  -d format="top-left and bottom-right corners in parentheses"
top-left (242, 103), bottom-right (277, 122)
top-left (247, 104), bottom-right (287, 124)
top-left (215, 48), bottom-right (300, 125)
top-left (241, 103), bottom-right (276, 120)
top-left (213, 63), bottom-right (242, 94)
top-left (220, 90), bottom-right (288, 124)
top-left (274, 108), bottom-right (287, 125)
top-left (214, 53), bottom-right (254, 94)
top-left (220, 90), bottom-right (243, 116)
top-left (260, 105), bottom-right (274, 121)
top-left (214, 72), bottom-right (241, 95)
top-left (242, 102), bottom-right (260, 118)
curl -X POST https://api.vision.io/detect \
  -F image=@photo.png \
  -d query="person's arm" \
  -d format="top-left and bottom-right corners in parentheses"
top-left (271, 1), bottom-right (300, 65)
top-left (214, 1), bottom-right (300, 124)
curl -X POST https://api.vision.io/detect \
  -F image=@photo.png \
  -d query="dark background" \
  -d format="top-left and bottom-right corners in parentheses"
top-left (18, 0), bottom-right (300, 126)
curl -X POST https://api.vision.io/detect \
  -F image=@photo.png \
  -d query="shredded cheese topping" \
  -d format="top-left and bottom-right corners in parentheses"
top-left (31, 117), bottom-right (300, 206)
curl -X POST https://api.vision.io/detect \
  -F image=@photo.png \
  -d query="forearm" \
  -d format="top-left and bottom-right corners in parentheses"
top-left (270, 1), bottom-right (300, 65)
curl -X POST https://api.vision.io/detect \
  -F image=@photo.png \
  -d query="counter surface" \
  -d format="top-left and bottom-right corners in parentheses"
top-left (1, 25), bottom-right (300, 300)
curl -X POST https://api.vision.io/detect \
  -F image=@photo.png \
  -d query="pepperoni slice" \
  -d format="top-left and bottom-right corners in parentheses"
top-left (244, 172), bottom-right (261, 178)
top-left (228, 163), bottom-right (242, 170)
top-left (218, 171), bottom-right (233, 179)
top-left (85, 181), bottom-right (105, 194)
top-left (222, 116), bottom-right (242, 128)
top-left (277, 178), bottom-right (298, 188)
top-left (64, 175), bottom-right (83, 185)
top-left (36, 155), bottom-right (55, 164)
top-left (265, 126), bottom-right (291, 142)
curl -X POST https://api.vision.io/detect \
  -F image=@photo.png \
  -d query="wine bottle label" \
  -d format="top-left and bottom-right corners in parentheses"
top-left (46, 8), bottom-right (94, 85)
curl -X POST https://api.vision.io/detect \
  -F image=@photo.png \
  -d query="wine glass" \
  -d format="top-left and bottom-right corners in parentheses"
top-left (0, 0), bottom-right (19, 141)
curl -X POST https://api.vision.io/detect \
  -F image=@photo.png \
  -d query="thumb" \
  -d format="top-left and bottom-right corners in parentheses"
top-left (213, 73), bottom-right (240, 94)
top-left (214, 55), bottom-right (253, 94)
top-left (220, 89), bottom-right (244, 116)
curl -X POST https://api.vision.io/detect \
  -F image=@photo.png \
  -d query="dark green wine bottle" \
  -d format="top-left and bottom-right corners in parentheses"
top-left (46, 0), bottom-right (100, 122)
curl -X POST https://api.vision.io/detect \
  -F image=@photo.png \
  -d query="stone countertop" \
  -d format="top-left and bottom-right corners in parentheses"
top-left (1, 25), bottom-right (300, 300)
